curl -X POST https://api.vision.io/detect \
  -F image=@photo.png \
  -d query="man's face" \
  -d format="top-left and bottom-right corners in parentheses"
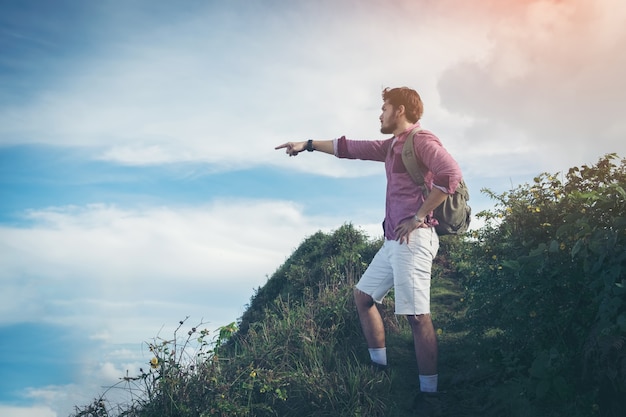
top-left (380, 100), bottom-right (398, 134)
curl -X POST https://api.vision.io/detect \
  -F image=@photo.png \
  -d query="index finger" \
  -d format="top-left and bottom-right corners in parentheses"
top-left (274, 143), bottom-right (290, 150)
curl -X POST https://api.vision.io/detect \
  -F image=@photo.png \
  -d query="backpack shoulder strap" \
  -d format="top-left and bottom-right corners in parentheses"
top-left (402, 127), bottom-right (426, 186)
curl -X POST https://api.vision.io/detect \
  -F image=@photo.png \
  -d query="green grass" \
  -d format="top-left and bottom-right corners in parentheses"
top-left (72, 218), bottom-right (622, 416)
top-left (70, 233), bottom-right (491, 416)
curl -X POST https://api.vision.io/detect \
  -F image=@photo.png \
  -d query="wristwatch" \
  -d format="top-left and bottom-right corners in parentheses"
top-left (306, 139), bottom-right (314, 152)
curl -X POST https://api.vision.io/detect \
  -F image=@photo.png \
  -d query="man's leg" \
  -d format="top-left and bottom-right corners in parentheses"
top-left (354, 288), bottom-right (386, 349)
top-left (354, 243), bottom-right (393, 367)
top-left (407, 313), bottom-right (438, 377)
top-left (395, 229), bottom-right (442, 414)
top-left (408, 313), bottom-right (443, 415)
top-left (392, 228), bottom-right (439, 390)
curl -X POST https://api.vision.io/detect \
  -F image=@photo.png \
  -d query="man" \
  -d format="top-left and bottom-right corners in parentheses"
top-left (275, 87), bottom-right (463, 415)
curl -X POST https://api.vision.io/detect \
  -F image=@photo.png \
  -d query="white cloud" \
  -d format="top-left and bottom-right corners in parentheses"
top-left (1, 0), bottom-right (624, 188)
top-left (0, 197), bottom-right (377, 416)
top-left (0, 405), bottom-right (56, 417)
top-left (20, 380), bottom-right (132, 417)
top-left (0, 198), bottom-right (371, 333)
top-left (0, 0), bottom-right (492, 177)
top-left (438, 0), bottom-right (626, 175)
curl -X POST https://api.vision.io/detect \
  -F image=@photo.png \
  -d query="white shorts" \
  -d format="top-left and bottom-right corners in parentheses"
top-left (356, 227), bottom-right (439, 315)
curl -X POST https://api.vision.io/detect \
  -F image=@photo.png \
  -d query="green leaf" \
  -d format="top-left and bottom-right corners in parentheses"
top-left (501, 260), bottom-right (521, 270)
top-left (552, 376), bottom-right (569, 400)
top-left (549, 240), bottom-right (560, 253)
top-left (571, 239), bottom-right (584, 258)
top-left (617, 313), bottom-right (626, 332)
top-left (530, 243), bottom-right (547, 257)
top-left (536, 379), bottom-right (551, 399)
top-left (529, 352), bottom-right (549, 378)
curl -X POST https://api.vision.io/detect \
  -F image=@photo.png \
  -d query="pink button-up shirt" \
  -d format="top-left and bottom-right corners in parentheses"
top-left (334, 124), bottom-right (463, 240)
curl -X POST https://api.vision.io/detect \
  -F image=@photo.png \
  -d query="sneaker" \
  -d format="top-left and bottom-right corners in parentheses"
top-left (370, 361), bottom-right (388, 373)
top-left (413, 391), bottom-right (443, 416)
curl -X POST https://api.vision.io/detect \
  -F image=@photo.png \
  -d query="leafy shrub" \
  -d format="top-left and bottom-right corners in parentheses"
top-left (455, 154), bottom-right (626, 416)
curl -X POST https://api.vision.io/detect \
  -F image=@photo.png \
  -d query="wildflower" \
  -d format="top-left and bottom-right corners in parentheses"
top-left (560, 242), bottom-right (566, 250)
top-left (150, 357), bottom-right (159, 368)
top-left (436, 328), bottom-right (443, 336)
top-left (529, 311), bottom-right (537, 318)
top-left (250, 370), bottom-right (257, 378)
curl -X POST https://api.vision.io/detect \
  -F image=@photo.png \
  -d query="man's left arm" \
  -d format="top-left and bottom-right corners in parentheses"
top-left (420, 137), bottom-right (463, 195)
top-left (395, 136), bottom-right (462, 243)
top-left (394, 187), bottom-right (448, 244)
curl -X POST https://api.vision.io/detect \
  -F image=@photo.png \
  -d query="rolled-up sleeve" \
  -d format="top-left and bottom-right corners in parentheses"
top-left (417, 135), bottom-right (463, 194)
top-left (335, 136), bottom-right (389, 162)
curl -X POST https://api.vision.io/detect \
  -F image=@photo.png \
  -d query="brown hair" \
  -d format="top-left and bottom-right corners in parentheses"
top-left (382, 87), bottom-right (423, 123)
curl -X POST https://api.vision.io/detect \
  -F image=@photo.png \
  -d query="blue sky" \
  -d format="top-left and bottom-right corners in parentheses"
top-left (1, 0), bottom-right (625, 415)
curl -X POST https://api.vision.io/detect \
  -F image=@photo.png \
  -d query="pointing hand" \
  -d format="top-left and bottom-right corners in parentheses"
top-left (275, 141), bottom-right (306, 156)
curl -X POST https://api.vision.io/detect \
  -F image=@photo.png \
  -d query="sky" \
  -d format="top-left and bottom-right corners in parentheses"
top-left (1, 0), bottom-right (625, 415)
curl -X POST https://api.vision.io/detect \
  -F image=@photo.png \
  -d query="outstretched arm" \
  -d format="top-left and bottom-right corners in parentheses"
top-left (274, 140), bottom-right (334, 156)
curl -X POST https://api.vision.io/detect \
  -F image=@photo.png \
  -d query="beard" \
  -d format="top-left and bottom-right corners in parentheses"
top-left (380, 120), bottom-right (397, 135)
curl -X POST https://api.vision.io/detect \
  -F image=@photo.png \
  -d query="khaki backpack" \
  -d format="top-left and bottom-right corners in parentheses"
top-left (401, 128), bottom-right (471, 235)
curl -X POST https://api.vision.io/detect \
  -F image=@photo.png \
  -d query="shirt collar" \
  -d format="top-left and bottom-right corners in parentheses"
top-left (395, 122), bottom-right (421, 141)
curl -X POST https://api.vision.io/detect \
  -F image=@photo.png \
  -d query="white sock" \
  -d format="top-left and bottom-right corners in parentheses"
top-left (419, 374), bottom-right (438, 393)
top-left (368, 347), bottom-right (387, 366)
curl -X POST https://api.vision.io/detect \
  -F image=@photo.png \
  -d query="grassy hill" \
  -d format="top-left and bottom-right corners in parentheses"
top-left (73, 224), bottom-right (483, 416)
top-left (73, 155), bottom-right (626, 417)
top-left (72, 222), bottom-right (622, 417)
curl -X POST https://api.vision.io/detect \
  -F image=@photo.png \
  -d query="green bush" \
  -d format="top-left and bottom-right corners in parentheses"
top-left (455, 154), bottom-right (626, 416)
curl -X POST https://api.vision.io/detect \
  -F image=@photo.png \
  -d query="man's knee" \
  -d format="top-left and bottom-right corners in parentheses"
top-left (354, 288), bottom-right (374, 309)
top-left (406, 313), bottom-right (432, 328)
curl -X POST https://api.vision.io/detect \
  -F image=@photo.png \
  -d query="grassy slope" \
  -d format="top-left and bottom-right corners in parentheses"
top-left (232, 227), bottom-right (490, 416)
top-left (71, 228), bottom-right (498, 417)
